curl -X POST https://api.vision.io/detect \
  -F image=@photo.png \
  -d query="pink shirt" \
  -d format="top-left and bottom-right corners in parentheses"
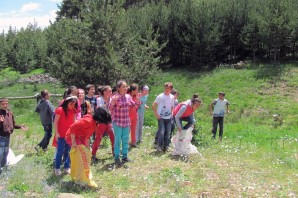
top-left (109, 93), bottom-right (135, 127)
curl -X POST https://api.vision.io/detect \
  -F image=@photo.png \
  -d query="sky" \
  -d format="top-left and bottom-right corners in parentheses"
top-left (0, 0), bottom-right (63, 33)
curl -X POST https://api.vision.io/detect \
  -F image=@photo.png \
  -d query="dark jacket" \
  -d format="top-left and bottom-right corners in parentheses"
top-left (0, 109), bottom-right (21, 137)
top-left (35, 99), bottom-right (55, 125)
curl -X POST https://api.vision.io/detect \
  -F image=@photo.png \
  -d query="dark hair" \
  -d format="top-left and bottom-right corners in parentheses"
top-left (97, 85), bottom-right (103, 94)
top-left (127, 83), bottom-right (138, 94)
top-left (86, 84), bottom-right (95, 92)
top-left (100, 85), bottom-right (111, 96)
top-left (191, 94), bottom-right (202, 104)
top-left (61, 95), bottom-right (78, 116)
top-left (112, 86), bottom-right (117, 93)
top-left (41, 90), bottom-right (49, 98)
top-left (63, 86), bottom-right (78, 99)
top-left (93, 107), bottom-right (111, 124)
top-left (171, 88), bottom-right (179, 95)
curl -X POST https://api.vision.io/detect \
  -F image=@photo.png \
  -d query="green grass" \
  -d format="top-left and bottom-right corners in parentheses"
top-left (0, 63), bottom-right (297, 197)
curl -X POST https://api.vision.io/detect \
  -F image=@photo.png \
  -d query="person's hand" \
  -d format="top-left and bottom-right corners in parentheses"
top-left (0, 115), bottom-right (4, 122)
top-left (210, 112), bottom-right (213, 116)
top-left (72, 141), bottom-right (77, 148)
top-left (21, 125), bottom-right (29, 131)
top-left (145, 105), bottom-right (149, 109)
top-left (55, 133), bottom-right (60, 141)
top-left (155, 113), bottom-right (161, 119)
top-left (226, 110), bottom-right (230, 114)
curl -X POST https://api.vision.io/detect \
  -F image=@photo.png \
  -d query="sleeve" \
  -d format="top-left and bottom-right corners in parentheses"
top-left (154, 94), bottom-right (161, 104)
top-left (226, 100), bottom-right (230, 106)
top-left (47, 101), bottom-right (55, 116)
top-left (212, 99), bottom-right (217, 105)
top-left (55, 107), bottom-right (63, 116)
top-left (175, 105), bottom-right (187, 129)
top-left (127, 95), bottom-right (135, 106)
top-left (69, 119), bottom-right (84, 135)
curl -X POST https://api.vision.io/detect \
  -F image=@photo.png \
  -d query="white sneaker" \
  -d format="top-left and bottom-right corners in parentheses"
top-left (54, 169), bottom-right (61, 176)
top-left (64, 168), bottom-right (71, 174)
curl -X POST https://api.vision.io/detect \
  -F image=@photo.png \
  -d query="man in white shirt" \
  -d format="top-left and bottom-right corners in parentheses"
top-left (152, 82), bottom-right (175, 152)
top-left (209, 92), bottom-right (230, 141)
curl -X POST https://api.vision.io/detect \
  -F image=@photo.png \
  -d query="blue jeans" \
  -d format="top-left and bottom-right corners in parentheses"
top-left (157, 118), bottom-right (172, 149)
top-left (113, 123), bottom-right (129, 160)
top-left (0, 136), bottom-right (10, 168)
top-left (38, 124), bottom-right (52, 150)
top-left (177, 114), bottom-right (195, 130)
top-left (55, 138), bottom-right (70, 169)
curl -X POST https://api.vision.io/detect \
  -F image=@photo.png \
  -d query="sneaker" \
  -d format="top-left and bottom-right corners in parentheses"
top-left (122, 158), bottom-right (133, 163)
top-left (54, 169), bottom-right (61, 176)
top-left (157, 146), bottom-right (163, 152)
top-left (64, 168), bottom-right (71, 174)
top-left (115, 158), bottom-right (122, 167)
top-left (91, 156), bottom-right (99, 161)
top-left (130, 144), bottom-right (138, 148)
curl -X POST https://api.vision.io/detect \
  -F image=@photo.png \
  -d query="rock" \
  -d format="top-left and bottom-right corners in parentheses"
top-left (18, 74), bottom-right (59, 84)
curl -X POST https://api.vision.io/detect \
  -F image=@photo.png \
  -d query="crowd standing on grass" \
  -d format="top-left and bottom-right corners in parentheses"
top-left (0, 79), bottom-right (232, 188)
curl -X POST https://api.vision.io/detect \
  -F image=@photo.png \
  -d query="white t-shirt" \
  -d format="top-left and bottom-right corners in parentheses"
top-left (154, 93), bottom-right (175, 119)
top-left (212, 98), bottom-right (230, 117)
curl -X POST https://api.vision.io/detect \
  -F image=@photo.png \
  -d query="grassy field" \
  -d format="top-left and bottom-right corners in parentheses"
top-left (0, 63), bottom-right (297, 197)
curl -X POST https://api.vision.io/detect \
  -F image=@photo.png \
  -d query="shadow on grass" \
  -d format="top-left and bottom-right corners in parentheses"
top-left (59, 181), bottom-right (97, 193)
top-left (148, 150), bottom-right (166, 157)
top-left (170, 155), bottom-right (191, 163)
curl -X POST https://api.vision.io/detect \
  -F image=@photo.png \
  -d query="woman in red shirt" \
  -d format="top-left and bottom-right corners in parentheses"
top-left (127, 84), bottom-right (141, 147)
top-left (65, 107), bottom-right (111, 188)
top-left (53, 96), bottom-right (77, 176)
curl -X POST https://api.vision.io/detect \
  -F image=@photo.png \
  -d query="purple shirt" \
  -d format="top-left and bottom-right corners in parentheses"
top-left (109, 93), bottom-right (135, 127)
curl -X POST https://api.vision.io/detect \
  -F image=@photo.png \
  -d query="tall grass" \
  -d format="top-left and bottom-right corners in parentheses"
top-left (0, 64), bottom-right (297, 197)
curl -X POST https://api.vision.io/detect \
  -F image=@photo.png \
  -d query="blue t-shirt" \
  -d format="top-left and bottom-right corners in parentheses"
top-left (138, 95), bottom-right (149, 114)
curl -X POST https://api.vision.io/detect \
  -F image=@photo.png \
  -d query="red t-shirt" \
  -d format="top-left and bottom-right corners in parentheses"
top-left (55, 107), bottom-right (75, 138)
top-left (65, 114), bottom-right (96, 146)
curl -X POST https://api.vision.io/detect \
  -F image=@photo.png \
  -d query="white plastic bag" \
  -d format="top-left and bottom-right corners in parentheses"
top-left (171, 126), bottom-right (200, 156)
top-left (7, 148), bottom-right (24, 166)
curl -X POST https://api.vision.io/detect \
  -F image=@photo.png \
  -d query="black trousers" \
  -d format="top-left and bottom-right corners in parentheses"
top-left (212, 116), bottom-right (224, 138)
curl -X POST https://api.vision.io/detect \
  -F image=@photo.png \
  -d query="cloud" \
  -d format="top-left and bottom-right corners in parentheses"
top-left (49, 0), bottom-right (63, 3)
top-left (21, 2), bottom-right (40, 12)
top-left (0, 10), bottom-right (57, 32)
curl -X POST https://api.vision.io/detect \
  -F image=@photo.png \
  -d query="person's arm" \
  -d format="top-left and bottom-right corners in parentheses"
top-left (152, 101), bottom-right (160, 119)
top-left (12, 114), bottom-right (28, 131)
top-left (175, 105), bottom-right (187, 132)
top-left (209, 103), bottom-right (214, 115)
top-left (54, 114), bottom-right (60, 141)
top-left (70, 133), bottom-right (77, 148)
top-left (226, 101), bottom-right (230, 113)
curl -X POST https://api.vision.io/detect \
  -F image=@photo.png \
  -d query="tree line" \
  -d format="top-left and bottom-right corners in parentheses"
top-left (0, 0), bottom-right (297, 86)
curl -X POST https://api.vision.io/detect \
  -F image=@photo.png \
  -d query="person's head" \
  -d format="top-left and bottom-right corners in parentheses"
top-left (140, 85), bottom-right (150, 96)
top-left (61, 95), bottom-right (78, 115)
top-left (218, 92), bottom-right (225, 100)
top-left (191, 94), bottom-right (202, 110)
top-left (0, 98), bottom-right (9, 110)
top-left (171, 88), bottom-right (179, 99)
top-left (41, 90), bottom-right (50, 100)
top-left (93, 107), bottom-right (112, 124)
top-left (127, 83), bottom-right (139, 95)
top-left (78, 88), bottom-right (85, 100)
top-left (86, 84), bottom-right (96, 96)
top-left (100, 85), bottom-right (112, 98)
top-left (97, 85), bottom-right (103, 97)
top-left (63, 86), bottom-right (78, 99)
top-left (112, 86), bottom-right (118, 96)
top-left (164, 82), bottom-right (173, 95)
top-left (117, 80), bottom-right (128, 95)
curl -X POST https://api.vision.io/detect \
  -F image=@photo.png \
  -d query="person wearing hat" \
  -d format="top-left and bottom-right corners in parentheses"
top-left (209, 92), bottom-right (230, 141)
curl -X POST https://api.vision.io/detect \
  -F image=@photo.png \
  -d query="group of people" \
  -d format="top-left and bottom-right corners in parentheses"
top-left (0, 79), bottom-right (230, 187)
